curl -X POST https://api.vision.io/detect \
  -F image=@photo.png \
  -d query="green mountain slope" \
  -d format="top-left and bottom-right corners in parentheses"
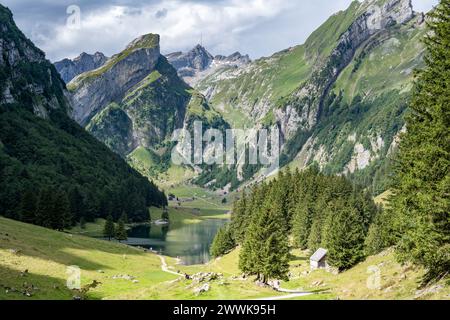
top-left (0, 4), bottom-right (166, 227)
top-left (195, 0), bottom-right (426, 193)
top-left (0, 217), bottom-right (176, 300)
top-left (69, 35), bottom-right (228, 184)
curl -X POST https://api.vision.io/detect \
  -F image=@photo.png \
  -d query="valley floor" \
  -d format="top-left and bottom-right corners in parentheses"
top-left (0, 217), bottom-right (448, 300)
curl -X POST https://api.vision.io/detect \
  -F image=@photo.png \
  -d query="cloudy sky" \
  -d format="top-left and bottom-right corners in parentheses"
top-left (1, 0), bottom-right (438, 62)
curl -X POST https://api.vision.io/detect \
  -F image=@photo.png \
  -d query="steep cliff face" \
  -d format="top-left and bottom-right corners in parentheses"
top-left (69, 34), bottom-right (227, 180)
top-left (68, 34), bottom-right (161, 125)
top-left (54, 52), bottom-right (108, 83)
top-left (280, 0), bottom-right (415, 135)
top-left (194, 0), bottom-right (424, 192)
top-left (0, 6), bottom-right (70, 117)
top-left (86, 56), bottom-right (192, 156)
top-left (0, 4), bottom-right (166, 223)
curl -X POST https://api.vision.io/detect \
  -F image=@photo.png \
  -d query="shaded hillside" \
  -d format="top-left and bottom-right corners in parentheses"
top-left (0, 4), bottom-right (166, 227)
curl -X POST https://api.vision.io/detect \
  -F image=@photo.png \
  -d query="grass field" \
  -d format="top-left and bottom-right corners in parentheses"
top-left (281, 248), bottom-right (450, 300)
top-left (1, 217), bottom-right (448, 300)
top-left (0, 217), bottom-right (178, 300)
top-left (0, 217), bottom-right (283, 300)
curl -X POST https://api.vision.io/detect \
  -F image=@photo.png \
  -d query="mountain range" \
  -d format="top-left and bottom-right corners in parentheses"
top-left (0, 4), bottom-right (166, 225)
top-left (54, 51), bottom-right (108, 83)
top-left (4, 0), bottom-right (428, 197)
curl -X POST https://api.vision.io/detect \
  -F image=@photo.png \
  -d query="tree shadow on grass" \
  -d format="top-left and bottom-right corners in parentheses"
top-left (289, 252), bottom-right (308, 262)
top-left (0, 218), bottom-right (152, 272)
top-left (0, 264), bottom-right (74, 300)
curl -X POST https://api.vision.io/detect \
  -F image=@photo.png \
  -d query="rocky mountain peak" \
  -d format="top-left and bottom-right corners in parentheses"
top-left (363, 0), bottom-right (414, 31)
top-left (214, 52), bottom-right (251, 65)
top-left (126, 33), bottom-right (160, 51)
top-left (167, 44), bottom-right (214, 73)
top-left (69, 33), bottom-right (162, 125)
top-left (167, 45), bottom-right (251, 85)
top-left (55, 51), bottom-right (108, 83)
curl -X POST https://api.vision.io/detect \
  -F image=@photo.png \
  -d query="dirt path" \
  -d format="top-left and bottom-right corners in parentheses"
top-left (158, 255), bottom-right (184, 276)
top-left (157, 255), bottom-right (314, 300)
top-left (255, 292), bottom-right (313, 300)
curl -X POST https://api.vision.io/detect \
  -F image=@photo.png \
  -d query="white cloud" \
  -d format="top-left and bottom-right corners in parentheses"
top-left (3, 0), bottom-right (440, 61)
top-left (37, 0), bottom-right (293, 61)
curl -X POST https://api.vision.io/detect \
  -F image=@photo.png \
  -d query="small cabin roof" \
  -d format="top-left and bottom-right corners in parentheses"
top-left (310, 248), bottom-right (327, 262)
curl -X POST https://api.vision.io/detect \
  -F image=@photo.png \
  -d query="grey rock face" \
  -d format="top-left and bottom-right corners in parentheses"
top-left (0, 6), bottom-right (70, 115)
top-left (69, 35), bottom-right (161, 126)
top-left (279, 0), bottom-right (415, 140)
top-left (214, 52), bottom-right (251, 65)
top-left (54, 52), bottom-right (108, 83)
top-left (167, 44), bottom-right (214, 75)
top-left (167, 46), bottom-right (251, 84)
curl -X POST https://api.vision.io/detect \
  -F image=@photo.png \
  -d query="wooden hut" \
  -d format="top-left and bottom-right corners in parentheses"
top-left (310, 248), bottom-right (328, 270)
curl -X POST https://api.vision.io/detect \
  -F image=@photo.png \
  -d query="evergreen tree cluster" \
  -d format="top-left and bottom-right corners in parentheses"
top-left (0, 101), bottom-right (167, 230)
top-left (369, 1), bottom-right (450, 283)
top-left (103, 213), bottom-right (128, 241)
top-left (0, 4), bottom-right (167, 230)
top-left (212, 167), bottom-right (378, 282)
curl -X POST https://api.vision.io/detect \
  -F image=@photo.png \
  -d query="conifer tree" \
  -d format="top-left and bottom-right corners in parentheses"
top-left (364, 207), bottom-right (392, 255)
top-left (210, 226), bottom-right (236, 257)
top-left (80, 217), bottom-right (86, 230)
top-left (389, 0), bottom-right (450, 282)
top-left (230, 192), bottom-right (248, 243)
top-left (20, 187), bottom-right (38, 224)
top-left (52, 190), bottom-right (72, 231)
top-left (239, 194), bottom-right (290, 283)
top-left (322, 200), bottom-right (366, 270)
top-left (69, 187), bottom-right (84, 223)
top-left (292, 200), bottom-right (314, 249)
top-left (115, 217), bottom-right (128, 242)
top-left (307, 216), bottom-right (323, 252)
top-left (103, 215), bottom-right (115, 241)
top-left (35, 188), bottom-right (55, 228)
top-left (307, 196), bottom-right (328, 252)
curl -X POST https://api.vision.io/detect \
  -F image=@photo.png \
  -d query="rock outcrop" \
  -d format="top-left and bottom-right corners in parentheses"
top-left (167, 45), bottom-right (251, 85)
top-left (192, 0), bottom-right (423, 189)
top-left (69, 34), bottom-right (227, 163)
top-left (280, 0), bottom-right (415, 137)
top-left (0, 6), bottom-right (70, 116)
top-left (167, 44), bottom-right (214, 78)
top-left (68, 34), bottom-right (161, 125)
top-left (54, 52), bottom-right (108, 83)
top-left (0, 3), bottom-right (167, 225)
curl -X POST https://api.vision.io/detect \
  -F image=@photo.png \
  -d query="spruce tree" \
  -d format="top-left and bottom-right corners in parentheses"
top-left (69, 186), bottom-right (84, 222)
top-left (230, 192), bottom-right (248, 243)
top-left (292, 200), bottom-right (314, 249)
top-left (35, 188), bottom-right (55, 228)
top-left (52, 190), bottom-right (72, 231)
top-left (307, 196), bottom-right (328, 252)
top-left (389, 0), bottom-right (450, 282)
top-left (239, 194), bottom-right (290, 283)
top-left (210, 226), bottom-right (236, 257)
top-left (322, 200), bottom-right (366, 270)
top-left (20, 187), bottom-right (38, 224)
top-left (103, 215), bottom-right (115, 241)
top-left (115, 218), bottom-right (128, 242)
top-left (80, 217), bottom-right (86, 230)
